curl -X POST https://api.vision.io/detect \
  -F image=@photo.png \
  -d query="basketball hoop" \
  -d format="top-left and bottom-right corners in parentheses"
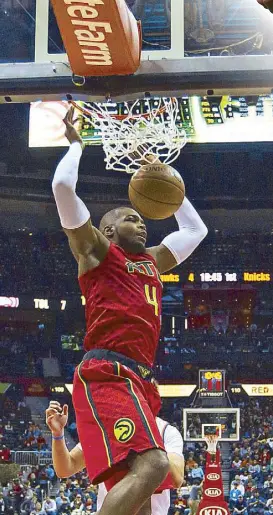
top-left (70, 98), bottom-right (187, 173)
top-left (205, 435), bottom-right (218, 454)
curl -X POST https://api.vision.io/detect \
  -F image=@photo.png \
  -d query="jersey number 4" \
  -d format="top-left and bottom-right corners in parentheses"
top-left (144, 284), bottom-right (159, 316)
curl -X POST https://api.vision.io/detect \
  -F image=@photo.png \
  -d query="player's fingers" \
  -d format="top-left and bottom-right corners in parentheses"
top-left (63, 107), bottom-right (73, 125)
top-left (49, 401), bottom-right (62, 409)
top-left (46, 409), bottom-right (59, 417)
top-left (68, 106), bottom-right (74, 122)
top-left (63, 110), bottom-right (70, 124)
top-left (62, 405), bottom-right (69, 416)
top-left (48, 406), bottom-right (61, 413)
top-left (49, 400), bottom-right (61, 406)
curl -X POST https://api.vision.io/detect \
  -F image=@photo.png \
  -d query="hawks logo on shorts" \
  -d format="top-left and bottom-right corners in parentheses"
top-left (138, 365), bottom-right (151, 379)
top-left (114, 418), bottom-right (135, 443)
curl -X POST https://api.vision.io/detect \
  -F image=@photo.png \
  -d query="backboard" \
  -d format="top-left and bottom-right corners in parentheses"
top-left (1, 0), bottom-right (273, 101)
top-left (183, 408), bottom-right (240, 442)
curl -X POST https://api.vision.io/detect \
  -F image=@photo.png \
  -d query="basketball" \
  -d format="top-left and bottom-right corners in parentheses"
top-left (128, 163), bottom-right (185, 220)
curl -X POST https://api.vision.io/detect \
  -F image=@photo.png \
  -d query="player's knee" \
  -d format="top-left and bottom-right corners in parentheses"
top-left (152, 450), bottom-right (169, 482)
top-left (140, 449), bottom-right (169, 485)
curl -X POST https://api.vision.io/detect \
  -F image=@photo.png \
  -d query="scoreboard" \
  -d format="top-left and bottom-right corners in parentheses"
top-left (199, 370), bottom-right (226, 398)
top-left (187, 271), bottom-right (271, 283)
top-left (29, 95), bottom-right (273, 148)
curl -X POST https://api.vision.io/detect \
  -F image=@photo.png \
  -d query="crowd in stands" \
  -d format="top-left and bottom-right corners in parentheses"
top-left (0, 458), bottom-right (204, 515)
top-left (0, 390), bottom-right (49, 454)
top-left (156, 324), bottom-right (273, 381)
top-left (0, 230), bottom-right (273, 296)
top-left (229, 398), bottom-right (273, 514)
top-left (0, 466), bottom-right (98, 514)
top-left (1, 320), bottom-right (273, 382)
top-left (1, 394), bottom-right (273, 513)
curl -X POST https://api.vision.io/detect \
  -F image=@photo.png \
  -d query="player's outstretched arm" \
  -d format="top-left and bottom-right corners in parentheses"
top-left (46, 401), bottom-right (85, 478)
top-left (148, 188), bottom-right (208, 273)
top-left (52, 107), bottom-right (109, 271)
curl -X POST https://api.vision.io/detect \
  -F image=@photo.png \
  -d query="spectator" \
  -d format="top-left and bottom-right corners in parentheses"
top-left (21, 494), bottom-right (38, 515)
top-left (174, 492), bottom-right (188, 515)
top-left (71, 493), bottom-right (84, 512)
top-left (240, 471), bottom-right (250, 485)
top-left (191, 463), bottom-right (204, 482)
top-left (247, 491), bottom-right (266, 515)
top-left (5, 422), bottom-right (14, 434)
top-left (45, 465), bottom-right (55, 484)
top-left (265, 492), bottom-right (273, 514)
top-left (248, 460), bottom-right (261, 479)
top-left (186, 452), bottom-right (198, 471)
top-left (230, 482), bottom-right (242, 509)
top-left (0, 444), bottom-right (11, 462)
top-left (83, 497), bottom-right (96, 513)
top-left (188, 480), bottom-right (202, 515)
top-left (31, 501), bottom-right (44, 515)
top-left (233, 494), bottom-right (248, 514)
top-left (233, 457), bottom-right (243, 471)
top-left (0, 492), bottom-right (13, 514)
top-left (12, 478), bottom-right (24, 513)
top-left (42, 496), bottom-right (57, 515)
top-left (33, 425), bottom-right (42, 439)
top-left (56, 491), bottom-right (70, 513)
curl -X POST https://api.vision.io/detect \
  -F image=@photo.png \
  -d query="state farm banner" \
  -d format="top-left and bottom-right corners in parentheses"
top-left (50, 0), bottom-right (142, 76)
top-left (197, 450), bottom-right (230, 515)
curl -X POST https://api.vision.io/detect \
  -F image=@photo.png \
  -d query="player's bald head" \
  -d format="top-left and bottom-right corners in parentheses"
top-left (99, 207), bottom-right (137, 233)
top-left (99, 206), bottom-right (147, 253)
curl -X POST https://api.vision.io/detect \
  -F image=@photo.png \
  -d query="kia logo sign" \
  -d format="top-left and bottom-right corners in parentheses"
top-left (207, 473), bottom-right (220, 481)
top-left (199, 508), bottom-right (228, 515)
top-left (205, 488), bottom-right (222, 497)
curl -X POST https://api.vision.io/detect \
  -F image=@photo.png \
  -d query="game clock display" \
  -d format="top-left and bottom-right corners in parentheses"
top-left (187, 272), bottom-right (271, 283)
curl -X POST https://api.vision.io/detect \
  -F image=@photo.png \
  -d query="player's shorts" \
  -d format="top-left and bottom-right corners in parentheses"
top-left (72, 349), bottom-right (172, 491)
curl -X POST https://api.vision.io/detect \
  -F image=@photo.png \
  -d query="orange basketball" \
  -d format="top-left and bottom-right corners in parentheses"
top-left (128, 163), bottom-right (185, 220)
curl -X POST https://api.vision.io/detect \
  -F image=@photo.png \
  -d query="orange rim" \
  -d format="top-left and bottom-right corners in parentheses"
top-left (70, 98), bottom-right (176, 121)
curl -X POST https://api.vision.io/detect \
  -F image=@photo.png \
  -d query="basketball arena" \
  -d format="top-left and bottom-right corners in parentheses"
top-left (1, 1), bottom-right (273, 514)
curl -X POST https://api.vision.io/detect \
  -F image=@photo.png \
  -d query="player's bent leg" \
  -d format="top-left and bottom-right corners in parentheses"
top-left (99, 448), bottom-right (169, 515)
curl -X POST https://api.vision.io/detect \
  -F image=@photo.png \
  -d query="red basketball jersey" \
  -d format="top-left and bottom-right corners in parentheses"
top-left (79, 242), bottom-right (162, 367)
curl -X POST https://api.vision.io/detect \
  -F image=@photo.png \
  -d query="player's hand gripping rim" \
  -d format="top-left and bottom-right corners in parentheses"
top-left (63, 106), bottom-right (84, 148)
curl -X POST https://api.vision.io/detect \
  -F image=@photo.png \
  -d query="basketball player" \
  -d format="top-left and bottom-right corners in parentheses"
top-left (257, 0), bottom-right (273, 13)
top-left (52, 107), bottom-right (207, 515)
top-left (46, 400), bottom-right (184, 515)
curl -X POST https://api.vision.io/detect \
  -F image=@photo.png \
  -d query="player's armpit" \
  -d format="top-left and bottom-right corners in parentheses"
top-left (167, 453), bottom-right (184, 488)
top-left (64, 221), bottom-right (110, 262)
top-left (146, 244), bottom-right (178, 273)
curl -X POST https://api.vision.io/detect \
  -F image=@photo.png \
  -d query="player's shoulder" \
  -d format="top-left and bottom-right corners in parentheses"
top-left (156, 417), bottom-right (183, 442)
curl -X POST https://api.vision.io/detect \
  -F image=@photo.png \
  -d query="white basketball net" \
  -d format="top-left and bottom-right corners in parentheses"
top-left (205, 435), bottom-right (218, 454)
top-left (71, 98), bottom-right (187, 173)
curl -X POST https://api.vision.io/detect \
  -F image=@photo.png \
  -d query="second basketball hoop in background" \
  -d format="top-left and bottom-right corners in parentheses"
top-left (129, 163), bottom-right (185, 220)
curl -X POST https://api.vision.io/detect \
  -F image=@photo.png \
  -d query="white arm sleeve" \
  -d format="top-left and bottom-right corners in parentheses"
top-left (161, 197), bottom-right (208, 264)
top-left (164, 425), bottom-right (184, 456)
top-left (52, 142), bottom-right (90, 230)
